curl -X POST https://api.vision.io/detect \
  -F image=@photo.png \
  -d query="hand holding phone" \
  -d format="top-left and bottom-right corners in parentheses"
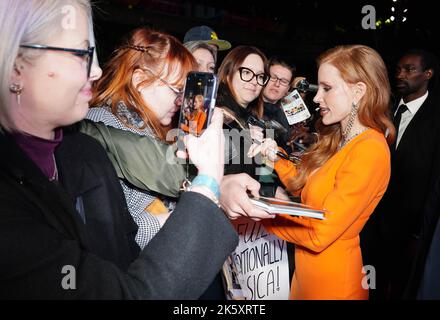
top-left (184, 108), bottom-right (225, 184)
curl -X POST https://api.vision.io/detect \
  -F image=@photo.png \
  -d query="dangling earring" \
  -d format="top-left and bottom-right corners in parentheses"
top-left (341, 102), bottom-right (359, 140)
top-left (9, 83), bottom-right (23, 105)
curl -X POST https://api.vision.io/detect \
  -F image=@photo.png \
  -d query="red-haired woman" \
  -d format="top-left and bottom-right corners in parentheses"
top-left (86, 28), bottom-right (197, 248)
top-left (226, 45), bottom-right (395, 299)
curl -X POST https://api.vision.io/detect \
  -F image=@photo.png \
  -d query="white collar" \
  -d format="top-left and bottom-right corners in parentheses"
top-left (398, 90), bottom-right (429, 115)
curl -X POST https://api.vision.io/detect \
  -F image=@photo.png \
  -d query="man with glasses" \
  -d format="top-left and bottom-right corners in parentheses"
top-left (361, 49), bottom-right (440, 300)
top-left (258, 58), bottom-right (297, 284)
top-left (262, 57), bottom-right (295, 152)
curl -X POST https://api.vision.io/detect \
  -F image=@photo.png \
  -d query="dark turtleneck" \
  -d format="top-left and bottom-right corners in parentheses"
top-left (216, 83), bottom-right (255, 125)
top-left (12, 128), bottom-right (63, 180)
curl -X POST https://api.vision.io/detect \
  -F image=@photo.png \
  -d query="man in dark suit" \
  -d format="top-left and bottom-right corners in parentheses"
top-left (361, 49), bottom-right (440, 299)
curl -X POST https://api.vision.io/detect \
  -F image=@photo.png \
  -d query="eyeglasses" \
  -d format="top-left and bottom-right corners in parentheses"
top-left (20, 44), bottom-right (95, 78)
top-left (161, 78), bottom-right (184, 104)
top-left (238, 67), bottom-right (269, 86)
top-left (142, 67), bottom-right (184, 104)
top-left (269, 74), bottom-right (291, 87)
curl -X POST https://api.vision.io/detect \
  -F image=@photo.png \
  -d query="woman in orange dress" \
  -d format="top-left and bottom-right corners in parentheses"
top-left (244, 45), bottom-right (396, 299)
top-left (181, 94), bottom-right (207, 135)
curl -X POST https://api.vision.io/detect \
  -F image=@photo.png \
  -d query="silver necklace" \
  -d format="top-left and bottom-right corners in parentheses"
top-left (50, 154), bottom-right (58, 181)
top-left (339, 127), bottom-right (369, 149)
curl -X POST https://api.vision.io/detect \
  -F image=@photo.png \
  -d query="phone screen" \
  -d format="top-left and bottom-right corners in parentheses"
top-left (178, 72), bottom-right (218, 137)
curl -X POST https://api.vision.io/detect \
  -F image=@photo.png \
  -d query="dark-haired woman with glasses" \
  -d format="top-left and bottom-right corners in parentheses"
top-left (216, 45), bottom-right (270, 178)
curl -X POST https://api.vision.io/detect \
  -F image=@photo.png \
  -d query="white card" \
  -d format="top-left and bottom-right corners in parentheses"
top-left (280, 89), bottom-right (311, 125)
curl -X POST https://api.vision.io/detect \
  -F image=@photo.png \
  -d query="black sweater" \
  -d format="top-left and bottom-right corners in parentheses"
top-left (0, 128), bottom-right (237, 299)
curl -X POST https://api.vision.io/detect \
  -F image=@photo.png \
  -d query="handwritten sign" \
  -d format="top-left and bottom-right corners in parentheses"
top-left (224, 218), bottom-right (290, 300)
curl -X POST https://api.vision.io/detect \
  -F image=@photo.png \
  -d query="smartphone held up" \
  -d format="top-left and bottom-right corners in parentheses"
top-left (178, 71), bottom-right (219, 137)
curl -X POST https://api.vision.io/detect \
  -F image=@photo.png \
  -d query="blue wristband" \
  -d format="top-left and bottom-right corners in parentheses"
top-left (191, 174), bottom-right (220, 199)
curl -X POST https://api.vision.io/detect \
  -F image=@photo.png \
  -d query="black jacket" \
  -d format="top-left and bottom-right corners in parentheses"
top-left (263, 101), bottom-right (291, 153)
top-left (216, 85), bottom-right (278, 197)
top-left (361, 92), bottom-right (440, 299)
top-left (406, 171), bottom-right (440, 298)
top-left (385, 94), bottom-right (440, 238)
top-left (0, 129), bottom-right (237, 299)
top-left (216, 84), bottom-right (258, 178)
top-left (417, 211), bottom-right (440, 299)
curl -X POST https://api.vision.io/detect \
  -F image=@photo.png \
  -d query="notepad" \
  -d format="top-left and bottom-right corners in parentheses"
top-left (249, 196), bottom-right (326, 220)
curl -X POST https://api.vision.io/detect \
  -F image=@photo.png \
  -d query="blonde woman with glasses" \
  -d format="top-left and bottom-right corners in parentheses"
top-left (0, 0), bottom-right (236, 299)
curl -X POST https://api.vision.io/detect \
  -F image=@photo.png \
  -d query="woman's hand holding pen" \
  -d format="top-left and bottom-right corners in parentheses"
top-left (247, 137), bottom-right (281, 164)
top-left (260, 138), bottom-right (281, 163)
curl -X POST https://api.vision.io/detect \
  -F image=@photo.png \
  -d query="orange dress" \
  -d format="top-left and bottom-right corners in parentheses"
top-left (264, 129), bottom-right (391, 300)
top-left (181, 110), bottom-right (207, 135)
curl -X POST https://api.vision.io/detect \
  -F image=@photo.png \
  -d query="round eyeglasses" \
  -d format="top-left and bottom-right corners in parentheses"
top-left (142, 67), bottom-right (184, 105)
top-left (162, 79), bottom-right (184, 105)
top-left (20, 44), bottom-right (94, 78)
top-left (269, 74), bottom-right (291, 87)
top-left (238, 67), bottom-right (269, 86)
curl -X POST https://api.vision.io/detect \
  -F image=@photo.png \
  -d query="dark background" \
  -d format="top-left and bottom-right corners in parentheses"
top-left (92, 0), bottom-right (438, 84)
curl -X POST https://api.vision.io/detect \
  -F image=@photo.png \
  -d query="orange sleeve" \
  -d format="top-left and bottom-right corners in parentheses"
top-left (273, 149), bottom-right (297, 186)
top-left (180, 124), bottom-right (189, 133)
top-left (180, 113), bottom-right (193, 133)
top-left (265, 138), bottom-right (390, 253)
top-left (196, 111), bottom-right (207, 135)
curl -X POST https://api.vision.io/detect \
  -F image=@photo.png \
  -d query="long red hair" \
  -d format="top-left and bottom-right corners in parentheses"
top-left (91, 28), bottom-right (197, 141)
top-left (289, 44), bottom-right (395, 192)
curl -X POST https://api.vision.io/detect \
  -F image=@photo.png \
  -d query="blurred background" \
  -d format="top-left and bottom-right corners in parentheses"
top-left (93, 0), bottom-right (438, 83)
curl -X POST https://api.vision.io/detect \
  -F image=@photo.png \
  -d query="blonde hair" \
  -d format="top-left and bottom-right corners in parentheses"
top-left (194, 94), bottom-right (204, 110)
top-left (0, 0), bottom-right (92, 131)
top-left (184, 41), bottom-right (217, 66)
top-left (289, 44), bottom-right (395, 192)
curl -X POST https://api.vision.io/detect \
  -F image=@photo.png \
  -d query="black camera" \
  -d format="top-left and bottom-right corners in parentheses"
top-left (295, 79), bottom-right (318, 93)
top-left (247, 115), bottom-right (288, 135)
